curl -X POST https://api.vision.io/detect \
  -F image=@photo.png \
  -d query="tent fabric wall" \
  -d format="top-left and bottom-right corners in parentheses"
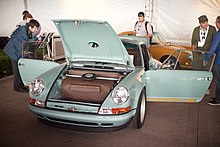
top-left (0, 0), bottom-right (219, 45)
top-left (0, 0), bottom-right (145, 36)
top-left (152, 0), bottom-right (220, 44)
top-left (0, 0), bottom-right (25, 36)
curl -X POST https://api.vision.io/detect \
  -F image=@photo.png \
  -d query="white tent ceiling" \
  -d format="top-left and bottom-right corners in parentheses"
top-left (152, 0), bottom-right (220, 44)
top-left (0, 0), bottom-right (219, 45)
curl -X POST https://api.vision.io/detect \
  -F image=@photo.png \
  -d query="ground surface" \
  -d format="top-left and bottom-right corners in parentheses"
top-left (0, 76), bottom-right (220, 147)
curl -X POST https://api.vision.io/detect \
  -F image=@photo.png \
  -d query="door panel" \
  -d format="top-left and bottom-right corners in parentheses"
top-left (144, 70), bottom-right (212, 102)
top-left (18, 58), bottom-right (60, 86)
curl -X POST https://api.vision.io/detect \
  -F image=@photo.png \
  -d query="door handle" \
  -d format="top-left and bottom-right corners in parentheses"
top-left (18, 63), bottom-right (24, 66)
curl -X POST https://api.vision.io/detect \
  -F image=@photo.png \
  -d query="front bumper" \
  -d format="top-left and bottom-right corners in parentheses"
top-left (29, 104), bottom-right (136, 130)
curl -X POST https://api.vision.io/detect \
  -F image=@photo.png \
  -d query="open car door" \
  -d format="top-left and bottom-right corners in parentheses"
top-left (18, 41), bottom-right (61, 86)
top-left (145, 50), bottom-right (215, 102)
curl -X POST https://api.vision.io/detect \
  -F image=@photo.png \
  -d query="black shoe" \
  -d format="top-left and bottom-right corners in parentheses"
top-left (211, 97), bottom-right (216, 101)
top-left (208, 100), bottom-right (220, 106)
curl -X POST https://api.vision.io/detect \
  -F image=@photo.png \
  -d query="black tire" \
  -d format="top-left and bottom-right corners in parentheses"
top-left (160, 56), bottom-right (180, 69)
top-left (131, 90), bottom-right (147, 129)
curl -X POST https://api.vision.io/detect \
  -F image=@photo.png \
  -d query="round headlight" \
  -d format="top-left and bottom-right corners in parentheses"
top-left (112, 86), bottom-right (128, 104)
top-left (29, 78), bottom-right (45, 96)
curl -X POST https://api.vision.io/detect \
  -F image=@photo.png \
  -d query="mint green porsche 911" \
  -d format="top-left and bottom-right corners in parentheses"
top-left (18, 19), bottom-right (215, 131)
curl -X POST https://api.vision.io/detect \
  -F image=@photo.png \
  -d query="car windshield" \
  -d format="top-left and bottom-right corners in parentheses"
top-left (122, 42), bottom-right (142, 67)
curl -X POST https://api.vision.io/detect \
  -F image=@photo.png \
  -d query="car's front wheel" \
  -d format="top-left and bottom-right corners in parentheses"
top-left (131, 90), bottom-right (146, 129)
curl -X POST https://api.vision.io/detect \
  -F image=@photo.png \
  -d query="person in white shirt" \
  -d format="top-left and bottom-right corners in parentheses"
top-left (134, 12), bottom-right (153, 39)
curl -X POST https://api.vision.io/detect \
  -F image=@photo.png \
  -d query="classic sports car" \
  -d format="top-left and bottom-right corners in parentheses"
top-left (18, 20), bottom-right (214, 131)
top-left (118, 31), bottom-right (193, 69)
top-left (149, 32), bottom-right (193, 69)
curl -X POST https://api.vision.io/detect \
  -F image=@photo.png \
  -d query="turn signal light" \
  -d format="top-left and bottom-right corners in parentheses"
top-left (29, 98), bottom-right (45, 108)
top-left (112, 106), bottom-right (131, 114)
top-left (99, 106), bottom-right (131, 114)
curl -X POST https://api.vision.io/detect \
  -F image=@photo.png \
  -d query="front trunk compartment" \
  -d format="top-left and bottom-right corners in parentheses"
top-left (47, 68), bottom-right (125, 105)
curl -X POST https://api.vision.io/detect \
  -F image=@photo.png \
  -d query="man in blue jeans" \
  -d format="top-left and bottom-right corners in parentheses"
top-left (205, 16), bottom-right (220, 105)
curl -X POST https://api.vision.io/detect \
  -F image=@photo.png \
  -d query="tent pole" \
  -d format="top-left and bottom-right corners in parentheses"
top-left (23, 0), bottom-right (28, 10)
top-left (144, 0), bottom-right (153, 23)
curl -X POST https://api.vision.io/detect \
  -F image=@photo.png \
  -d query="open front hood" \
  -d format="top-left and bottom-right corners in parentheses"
top-left (52, 19), bottom-right (133, 67)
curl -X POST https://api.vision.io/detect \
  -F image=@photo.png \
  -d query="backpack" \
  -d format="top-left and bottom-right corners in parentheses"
top-left (135, 21), bottom-right (153, 44)
top-left (135, 21), bottom-right (153, 34)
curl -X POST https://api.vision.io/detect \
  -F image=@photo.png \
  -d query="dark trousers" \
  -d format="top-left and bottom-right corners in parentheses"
top-left (11, 59), bottom-right (24, 91)
top-left (192, 52), bottom-right (204, 70)
top-left (213, 64), bottom-right (220, 102)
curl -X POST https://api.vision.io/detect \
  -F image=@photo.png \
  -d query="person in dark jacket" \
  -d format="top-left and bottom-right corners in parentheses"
top-left (191, 15), bottom-right (216, 95)
top-left (191, 15), bottom-right (216, 70)
top-left (4, 19), bottom-right (40, 93)
top-left (17, 11), bottom-right (41, 38)
top-left (204, 16), bottom-right (220, 105)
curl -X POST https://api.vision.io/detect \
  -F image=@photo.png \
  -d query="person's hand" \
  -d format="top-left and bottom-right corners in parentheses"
top-left (38, 33), bottom-right (47, 41)
top-left (42, 32), bottom-right (47, 36)
top-left (37, 37), bottom-right (42, 41)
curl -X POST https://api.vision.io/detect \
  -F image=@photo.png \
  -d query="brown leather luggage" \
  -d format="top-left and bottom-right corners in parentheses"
top-left (61, 77), bottom-right (115, 104)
